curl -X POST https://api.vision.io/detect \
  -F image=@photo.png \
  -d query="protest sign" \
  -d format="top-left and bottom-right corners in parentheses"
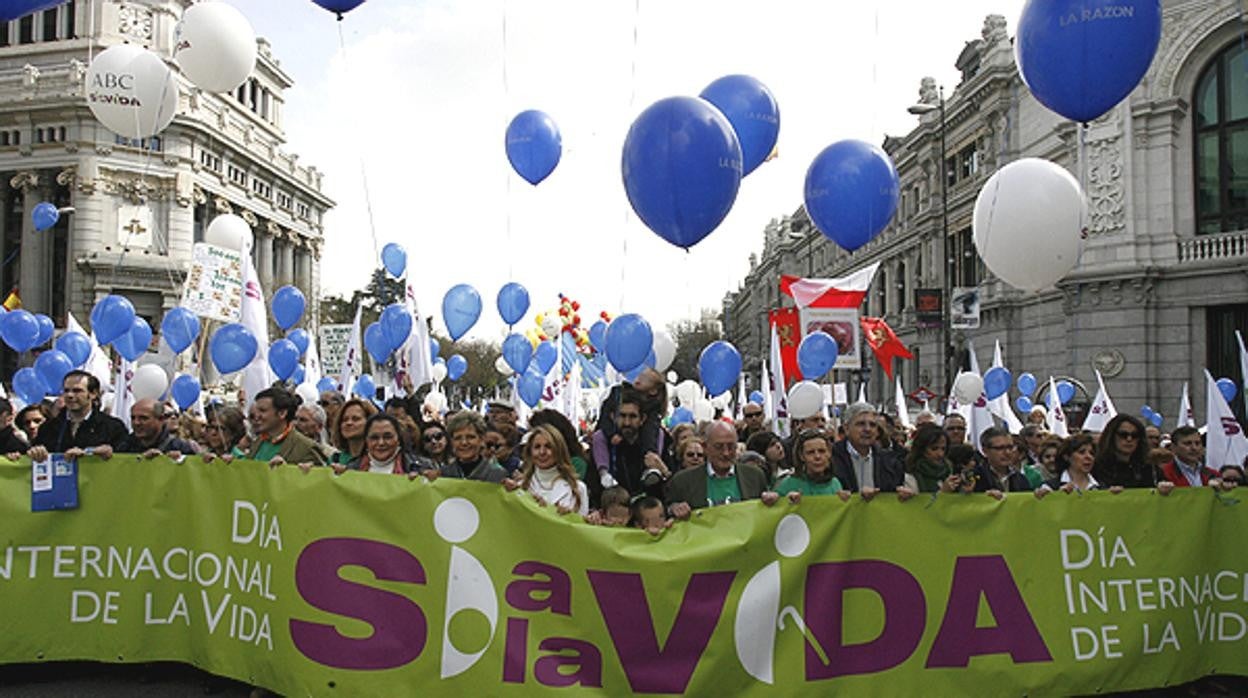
top-left (180, 243), bottom-right (243, 323)
top-left (318, 324), bottom-right (353, 378)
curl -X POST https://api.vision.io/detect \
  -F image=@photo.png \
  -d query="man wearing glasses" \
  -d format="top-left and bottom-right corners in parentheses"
top-left (738, 404), bottom-right (766, 443)
top-left (830, 402), bottom-right (912, 500)
top-left (666, 420), bottom-right (772, 517)
top-left (973, 427), bottom-right (1034, 494)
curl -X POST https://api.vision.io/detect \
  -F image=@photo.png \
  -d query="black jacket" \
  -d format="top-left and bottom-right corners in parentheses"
top-left (831, 439), bottom-right (906, 492)
top-left (32, 410), bottom-right (128, 453)
top-left (972, 462), bottom-right (1035, 493)
top-left (117, 428), bottom-right (199, 456)
top-left (0, 425), bottom-right (28, 454)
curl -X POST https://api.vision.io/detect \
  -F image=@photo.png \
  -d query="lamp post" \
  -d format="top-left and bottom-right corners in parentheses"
top-left (908, 85), bottom-right (953, 406)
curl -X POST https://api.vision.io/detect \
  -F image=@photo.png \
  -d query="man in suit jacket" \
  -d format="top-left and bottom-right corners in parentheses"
top-left (831, 402), bottom-right (914, 500)
top-left (666, 421), bottom-right (772, 516)
top-left (973, 426), bottom-right (1035, 494)
top-left (241, 387), bottom-right (327, 467)
top-left (29, 370), bottom-right (128, 462)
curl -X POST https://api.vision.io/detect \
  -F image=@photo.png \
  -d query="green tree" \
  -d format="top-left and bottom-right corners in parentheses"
top-left (319, 267), bottom-right (405, 328)
top-left (667, 309), bottom-right (722, 383)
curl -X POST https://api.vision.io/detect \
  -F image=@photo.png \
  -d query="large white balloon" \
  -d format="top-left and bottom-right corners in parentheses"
top-left (174, 1), bottom-right (257, 93)
top-left (674, 380), bottom-right (701, 408)
top-left (953, 372), bottom-right (984, 406)
top-left (295, 382), bottom-right (319, 406)
top-left (204, 214), bottom-right (254, 253)
top-left (131, 364), bottom-right (169, 401)
top-left (787, 381), bottom-right (824, 420)
top-left (495, 355), bottom-right (514, 376)
top-left (973, 158), bottom-right (1085, 292)
top-left (651, 330), bottom-right (676, 373)
top-left (431, 362), bottom-right (448, 384)
top-left (87, 45), bottom-right (178, 139)
top-left (691, 398), bottom-right (714, 423)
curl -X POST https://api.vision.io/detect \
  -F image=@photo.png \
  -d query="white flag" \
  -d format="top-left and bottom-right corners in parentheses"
top-left (1237, 331), bottom-right (1248, 404)
top-left (987, 340), bottom-right (1024, 434)
top-left (1046, 376), bottom-right (1069, 438)
top-left (397, 283), bottom-right (435, 391)
top-left (1204, 369), bottom-right (1248, 468)
top-left (767, 324), bottom-right (790, 438)
top-left (337, 305), bottom-right (363, 397)
top-left (240, 255), bottom-right (274, 409)
top-left (68, 311), bottom-right (113, 390)
top-left (965, 340), bottom-right (995, 450)
top-left (302, 335), bottom-right (322, 387)
top-left (856, 382), bottom-right (866, 404)
top-left (894, 374), bottom-right (912, 429)
top-left (110, 358), bottom-right (135, 430)
top-left (1179, 382), bottom-right (1195, 428)
top-left (735, 374), bottom-right (746, 421)
top-left (1080, 370), bottom-right (1117, 433)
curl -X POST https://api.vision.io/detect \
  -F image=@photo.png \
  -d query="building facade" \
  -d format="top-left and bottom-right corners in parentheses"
top-left (723, 0), bottom-right (1248, 424)
top-left (0, 0), bottom-right (332, 372)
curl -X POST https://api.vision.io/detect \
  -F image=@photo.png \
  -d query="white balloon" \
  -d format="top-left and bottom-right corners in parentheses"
top-left (204, 214), bottom-right (254, 253)
top-left (787, 380), bottom-right (824, 420)
top-left (953, 372), bottom-right (984, 405)
top-left (87, 45), bottom-right (178, 139)
top-left (295, 382), bottom-right (319, 405)
top-left (973, 158), bottom-right (1085, 292)
top-left (691, 398), bottom-right (714, 423)
top-left (131, 364), bottom-right (169, 401)
top-left (710, 393), bottom-right (731, 410)
top-left (651, 330), bottom-right (676, 372)
top-left (675, 380), bottom-right (701, 408)
top-left (424, 390), bottom-right (448, 411)
top-left (540, 315), bottom-right (562, 338)
top-left (174, 1), bottom-right (257, 93)
top-left (666, 370), bottom-right (678, 383)
top-left (431, 363), bottom-right (447, 384)
top-left (495, 355), bottom-right (514, 376)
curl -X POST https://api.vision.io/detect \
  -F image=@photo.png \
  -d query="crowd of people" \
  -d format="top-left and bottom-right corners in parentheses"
top-left (5, 368), bottom-right (1245, 535)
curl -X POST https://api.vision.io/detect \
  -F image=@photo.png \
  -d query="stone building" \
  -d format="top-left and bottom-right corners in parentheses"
top-left (722, 0), bottom-right (1248, 424)
top-left (0, 1), bottom-right (332, 373)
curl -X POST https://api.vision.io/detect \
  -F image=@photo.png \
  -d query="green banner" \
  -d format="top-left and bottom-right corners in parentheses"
top-left (2, 457), bottom-right (1246, 696)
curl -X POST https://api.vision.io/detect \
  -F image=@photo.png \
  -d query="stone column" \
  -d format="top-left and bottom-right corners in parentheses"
top-left (279, 237), bottom-right (295, 288)
top-left (257, 232), bottom-right (274, 295)
top-left (295, 244), bottom-right (312, 298)
top-left (13, 171), bottom-right (50, 314)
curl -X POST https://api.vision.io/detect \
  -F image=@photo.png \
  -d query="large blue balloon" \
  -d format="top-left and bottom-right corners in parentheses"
top-left (31, 202), bottom-right (59, 232)
top-left (1016, 396), bottom-right (1034, 414)
top-left (12, 367), bottom-right (47, 405)
top-left (699, 341), bottom-right (742, 397)
top-left (209, 323), bottom-right (258, 375)
top-left (1017, 0), bottom-right (1162, 124)
top-left (505, 110), bottom-right (562, 185)
top-left (1149, 411), bottom-right (1163, 428)
top-left (796, 331), bottom-right (838, 380)
top-left (317, 377), bottom-right (337, 393)
top-left (90, 295), bottom-right (136, 346)
top-left (33, 314), bottom-right (54, 347)
top-left (518, 368), bottom-right (544, 408)
top-left (353, 374), bottom-right (376, 400)
top-left (364, 322), bottom-right (391, 365)
top-left (983, 367), bottom-right (1013, 401)
top-left (429, 337), bottom-right (441, 360)
top-left (804, 139), bottom-right (899, 252)
top-left (2, 310), bottom-right (40, 353)
top-left (380, 303), bottom-right (412, 352)
top-left (1217, 377), bottom-right (1238, 404)
top-left (34, 350), bottom-right (73, 397)
top-left (749, 390), bottom-right (765, 405)
top-left (502, 333), bottom-right (533, 375)
top-left (442, 284), bottom-right (482, 341)
top-left (588, 320), bottom-right (608, 352)
top-left (605, 313), bottom-right (652, 373)
top-left (1016, 372), bottom-right (1037, 396)
top-left (699, 75), bottom-right (780, 177)
top-left (161, 307), bottom-right (200, 354)
top-left (497, 282), bottom-right (530, 326)
top-left (311, 0), bottom-right (366, 16)
top-left (55, 331), bottom-right (92, 367)
top-left (271, 285), bottom-right (306, 331)
top-left (447, 354), bottom-right (468, 382)
top-left (287, 328), bottom-right (310, 357)
top-left (292, 365), bottom-right (306, 385)
top-left (622, 96), bottom-right (743, 249)
top-left (534, 341), bottom-right (557, 376)
top-left (170, 374), bottom-right (201, 411)
top-left (670, 406), bottom-right (694, 425)
top-left (1056, 380), bottom-right (1076, 405)
top-left (381, 242), bottom-right (407, 278)
top-left (269, 338), bottom-right (300, 381)
top-left (114, 317), bottom-right (153, 362)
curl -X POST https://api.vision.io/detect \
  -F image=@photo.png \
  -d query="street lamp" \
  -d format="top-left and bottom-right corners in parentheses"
top-left (908, 84), bottom-right (953, 406)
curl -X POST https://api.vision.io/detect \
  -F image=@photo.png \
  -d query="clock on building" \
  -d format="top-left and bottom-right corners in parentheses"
top-left (118, 5), bottom-right (154, 41)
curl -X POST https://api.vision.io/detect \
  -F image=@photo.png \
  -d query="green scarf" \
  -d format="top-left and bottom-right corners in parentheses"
top-left (912, 457), bottom-right (951, 493)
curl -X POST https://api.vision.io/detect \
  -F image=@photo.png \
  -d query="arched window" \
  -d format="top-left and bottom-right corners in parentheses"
top-left (1194, 42), bottom-right (1248, 235)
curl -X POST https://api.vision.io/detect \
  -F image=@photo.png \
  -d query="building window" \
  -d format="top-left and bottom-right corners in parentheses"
top-left (228, 165), bottom-right (247, 187)
top-left (896, 260), bottom-right (908, 311)
top-left (41, 8), bottom-right (57, 40)
top-left (1194, 42), bottom-right (1248, 235)
top-left (276, 191), bottom-right (292, 210)
top-left (953, 228), bottom-right (980, 287)
top-left (18, 15), bottom-right (33, 44)
top-left (251, 178), bottom-right (272, 199)
top-left (63, 1), bottom-right (76, 39)
top-left (115, 134), bottom-right (162, 151)
top-left (945, 155), bottom-right (957, 188)
top-left (199, 149), bottom-right (222, 172)
top-left (959, 143), bottom-right (978, 180)
top-left (296, 202), bottom-right (310, 219)
top-left (0, 21), bottom-right (10, 47)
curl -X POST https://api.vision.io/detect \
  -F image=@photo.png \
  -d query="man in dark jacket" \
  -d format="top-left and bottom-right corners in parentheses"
top-left (831, 402), bottom-right (913, 500)
top-left (667, 421), bottom-right (774, 517)
top-left (29, 370), bottom-right (128, 461)
top-left (117, 399), bottom-right (198, 457)
top-left (0, 397), bottom-right (29, 455)
top-left (973, 427), bottom-right (1035, 494)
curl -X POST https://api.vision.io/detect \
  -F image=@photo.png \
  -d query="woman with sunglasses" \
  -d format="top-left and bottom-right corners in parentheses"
top-left (419, 422), bottom-right (449, 466)
top-left (328, 398), bottom-right (376, 467)
top-left (1093, 414), bottom-right (1172, 493)
top-left (342, 413), bottom-right (417, 475)
top-left (675, 437), bottom-right (707, 471)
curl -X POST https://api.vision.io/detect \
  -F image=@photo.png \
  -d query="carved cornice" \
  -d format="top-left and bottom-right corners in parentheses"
top-left (213, 197), bottom-right (233, 213)
top-left (240, 210), bottom-right (258, 226)
top-left (9, 171), bottom-right (39, 193)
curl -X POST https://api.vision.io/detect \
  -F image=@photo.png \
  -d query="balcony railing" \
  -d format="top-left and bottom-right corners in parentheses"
top-left (1177, 230), bottom-right (1248, 263)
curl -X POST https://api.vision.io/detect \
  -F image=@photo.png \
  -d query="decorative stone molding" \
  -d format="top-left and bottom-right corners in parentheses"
top-left (9, 171), bottom-right (39, 192)
top-left (1086, 136), bottom-right (1125, 236)
top-left (1154, 3), bottom-right (1239, 99)
top-left (103, 176), bottom-right (162, 205)
top-left (1092, 349), bottom-right (1126, 378)
top-left (240, 210), bottom-right (258, 227)
top-left (55, 167), bottom-right (76, 188)
top-left (192, 185), bottom-right (207, 206)
top-left (265, 221), bottom-right (281, 236)
top-left (213, 197), bottom-right (233, 213)
top-left (981, 14), bottom-right (1008, 46)
top-left (22, 64), bottom-right (40, 89)
top-left (68, 59), bottom-right (87, 89)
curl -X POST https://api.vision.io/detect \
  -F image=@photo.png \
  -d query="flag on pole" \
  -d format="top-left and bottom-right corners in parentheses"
top-left (337, 305), bottom-right (363, 397)
top-left (111, 358), bottom-right (135, 430)
top-left (860, 316), bottom-right (913, 380)
top-left (302, 335), bottom-right (322, 387)
top-left (767, 307), bottom-right (803, 386)
top-left (735, 373), bottom-right (746, 421)
top-left (987, 341), bottom-right (1024, 434)
top-left (396, 283), bottom-right (435, 390)
top-left (780, 261), bottom-right (881, 308)
top-left (856, 382), bottom-right (866, 404)
top-left (1179, 382), bottom-right (1195, 428)
top-left (1204, 369), bottom-right (1248, 468)
top-left (1046, 376), bottom-right (1069, 438)
top-left (965, 340), bottom-right (995, 450)
top-left (767, 323), bottom-right (790, 437)
top-left (894, 374), bottom-right (912, 429)
top-left (68, 311), bottom-right (112, 390)
top-left (240, 255), bottom-right (274, 409)
top-left (1080, 370), bottom-right (1118, 433)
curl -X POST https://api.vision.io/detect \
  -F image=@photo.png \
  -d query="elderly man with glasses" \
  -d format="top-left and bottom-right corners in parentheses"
top-left (666, 420), bottom-right (775, 519)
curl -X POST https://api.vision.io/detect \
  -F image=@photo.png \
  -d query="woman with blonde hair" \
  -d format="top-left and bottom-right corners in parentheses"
top-left (506, 423), bottom-right (588, 515)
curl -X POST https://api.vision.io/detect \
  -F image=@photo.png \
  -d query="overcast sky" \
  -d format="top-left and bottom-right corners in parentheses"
top-left (221, 0), bottom-right (1024, 341)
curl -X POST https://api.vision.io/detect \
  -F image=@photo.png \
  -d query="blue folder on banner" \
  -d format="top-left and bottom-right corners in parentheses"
top-left (31, 455), bottom-right (79, 512)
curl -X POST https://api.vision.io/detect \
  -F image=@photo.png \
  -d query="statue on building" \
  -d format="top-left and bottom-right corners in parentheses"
top-left (918, 77), bottom-right (939, 107)
top-left (982, 14), bottom-right (1008, 46)
top-left (21, 64), bottom-right (40, 89)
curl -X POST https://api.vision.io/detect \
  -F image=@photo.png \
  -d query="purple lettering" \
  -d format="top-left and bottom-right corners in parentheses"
top-left (534, 637), bottom-right (603, 688)
top-left (588, 570), bottom-right (735, 694)
top-left (289, 538), bottom-right (427, 670)
top-left (503, 617), bottom-right (527, 683)
top-left (926, 556), bottom-right (1052, 668)
top-left (506, 561), bottom-right (572, 615)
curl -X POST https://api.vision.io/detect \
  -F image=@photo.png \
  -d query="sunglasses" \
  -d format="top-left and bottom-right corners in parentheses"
top-left (744, 412), bottom-right (763, 418)
top-left (423, 433), bottom-right (445, 442)
top-left (1117, 430), bottom-right (1140, 440)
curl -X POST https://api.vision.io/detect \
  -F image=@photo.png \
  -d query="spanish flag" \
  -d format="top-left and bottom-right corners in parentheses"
top-left (2, 288), bottom-right (20, 311)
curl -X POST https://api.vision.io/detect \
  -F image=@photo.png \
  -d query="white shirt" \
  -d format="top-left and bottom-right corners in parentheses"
top-left (706, 462), bottom-right (736, 479)
top-left (1060, 469), bottom-right (1100, 492)
top-left (1174, 458), bottom-right (1205, 487)
top-left (527, 468), bottom-right (589, 516)
top-left (847, 441), bottom-right (875, 490)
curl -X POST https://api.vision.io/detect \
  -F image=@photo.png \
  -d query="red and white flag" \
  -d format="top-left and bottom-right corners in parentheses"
top-left (1205, 369), bottom-right (1248, 468)
top-left (780, 261), bottom-right (880, 308)
top-left (1080, 370), bottom-right (1117, 433)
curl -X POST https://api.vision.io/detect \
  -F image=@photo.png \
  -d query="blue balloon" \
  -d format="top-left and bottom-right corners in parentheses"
top-left (502, 333), bottom-right (533, 375)
top-left (2, 310), bottom-right (40, 353)
top-left (1016, 396), bottom-right (1034, 414)
top-left (31, 202), bottom-right (59, 232)
top-left (90, 295), bottom-right (136, 346)
top-left (1017, 0), bottom-right (1162, 123)
top-left (749, 390), bottom-right (764, 405)
top-left (622, 96), bottom-right (743, 249)
top-left (698, 340), bottom-right (742, 397)
top-left (34, 350), bottom-right (73, 397)
top-left (497, 282), bottom-right (530, 326)
top-left (588, 320), bottom-right (608, 352)
top-left (1216, 377), bottom-right (1238, 404)
top-left (271, 285), bottom-right (306, 331)
top-left (292, 365), bottom-right (306, 385)
top-left (447, 354), bottom-right (468, 382)
top-left (983, 367), bottom-right (1013, 401)
top-left (380, 303), bottom-right (413, 352)
top-left (33, 314), bottom-right (53, 347)
top-left (505, 110), bottom-right (562, 185)
top-left (287, 328), bottom-right (310, 357)
top-left (518, 368), bottom-right (544, 407)
top-left (268, 338), bottom-right (300, 381)
top-left (429, 337), bottom-right (441, 359)
top-left (442, 284), bottom-right (482, 341)
top-left (114, 317), bottom-right (153, 362)
top-left (312, 0), bottom-right (366, 16)
top-left (1056, 380), bottom-right (1076, 405)
top-left (364, 322), bottom-right (391, 365)
top-left (317, 377), bottom-right (337, 393)
top-left (209, 323), bottom-right (258, 375)
top-left (623, 362), bottom-right (646, 382)
top-left (1141, 404), bottom-right (1155, 420)
top-left (534, 341), bottom-right (557, 376)
top-left (170, 374), bottom-right (201, 411)
top-left (1149, 411), bottom-right (1163, 428)
top-left (699, 75), bottom-right (780, 177)
top-left (804, 139), bottom-right (899, 252)
top-left (12, 367), bottom-right (46, 405)
top-left (644, 349), bottom-right (657, 369)
top-left (381, 242), bottom-right (407, 278)
top-left (796, 331), bottom-right (838, 380)
top-left (1016, 372), bottom-right (1037, 396)
top-left (54, 331), bottom-right (92, 367)
top-left (605, 313), bottom-right (652, 373)
top-left (160, 307), bottom-right (200, 354)
top-left (1, 1), bottom-right (66, 24)
top-left (353, 374), bottom-right (376, 400)
top-left (670, 406), bottom-right (694, 425)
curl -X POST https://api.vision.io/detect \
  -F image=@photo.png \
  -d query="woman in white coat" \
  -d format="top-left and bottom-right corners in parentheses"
top-left (506, 424), bottom-right (588, 516)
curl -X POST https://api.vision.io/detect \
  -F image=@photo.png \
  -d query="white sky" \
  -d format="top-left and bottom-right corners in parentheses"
top-left (222, 0), bottom-right (1024, 341)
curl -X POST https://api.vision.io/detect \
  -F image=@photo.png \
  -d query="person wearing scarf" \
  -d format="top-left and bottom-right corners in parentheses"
top-left (905, 424), bottom-right (951, 493)
top-left (344, 413), bottom-right (414, 475)
top-left (504, 424), bottom-right (588, 515)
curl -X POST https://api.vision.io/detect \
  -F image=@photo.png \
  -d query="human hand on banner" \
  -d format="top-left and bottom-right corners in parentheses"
top-left (1156, 481), bottom-right (1174, 496)
top-left (28, 446), bottom-right (48, 462)
top-left (1034, 485), bottom-right (1052, 500)
top-left (860, 486), bottom-right (880, 501)
top-left (895, 486), bottom-right (916, 502)
top-left (669, 502), bottom-right (692, 520)
top-left (836, 490), bottom-right (852, 502)
top-left (297, 462), bottom-right (314, 474)
top-left (4, 452), bottom-right (20, 461)
top-left (643, 452), bottom-right (669, 479)
top-left (268, 456), bottom-right (286, 469)
top-left (141, 448), bottom-right (163, 460)
top-left (1109, 486), bottom-right (1124, 494)
top-left (334, 464), bottom-right (348, 475)
top-left (502, 478), bottom-right (520, 492)
top-left (987, 489), bottom-right (1004, 501)
top-left (419, 469), bottom-right (440, 482)
top-left (787, 491), bottom-right (802, 504)
top-left (760, 491), bottom-right (780, 507)
top-left (556, 503), bottom-right (576, 516)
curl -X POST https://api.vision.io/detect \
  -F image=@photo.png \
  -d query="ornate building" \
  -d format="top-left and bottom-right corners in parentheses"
top-left (723, 0), bottom-right (1248, 422)
top-left (0, 1), bottom-right (332, 370)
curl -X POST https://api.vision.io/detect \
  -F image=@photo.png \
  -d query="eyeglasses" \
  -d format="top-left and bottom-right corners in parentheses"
top-left (685, 452), bottom-right (705, 459)
top-left (1116, 430), bottom-right (1140, 440)
top-left (486, 442), bottom-right (507, 450)
top-left (422, 433), bottom-right (445, 442)
top-left (367, 432), bottom-right (398, 442)
top-left (744, 412), bottom-right (763, 418)
top-left (986, 444), bottom-right (1016, 451)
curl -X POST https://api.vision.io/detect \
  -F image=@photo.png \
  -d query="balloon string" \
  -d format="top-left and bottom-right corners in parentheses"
top-left (502, 0), bottom-right (513, 282)
top-left (621, 0), bottom-right (640, 315)
top-left (337, 21), bottom-right (381, 264)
